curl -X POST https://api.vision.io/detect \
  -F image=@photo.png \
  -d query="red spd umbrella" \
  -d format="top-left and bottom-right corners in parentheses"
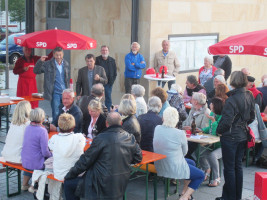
top-left (208, 29), bottom-right (267, 57)
top-left (14, 28), bottom-right (97, 50)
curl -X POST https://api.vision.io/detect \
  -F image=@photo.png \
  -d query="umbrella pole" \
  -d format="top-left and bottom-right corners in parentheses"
top-left (5, 0), bottom-right (9, 89)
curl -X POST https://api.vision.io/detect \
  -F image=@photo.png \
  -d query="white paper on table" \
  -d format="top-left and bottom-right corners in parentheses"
top-left (190, 135), bottom-right (209, 139)
top-left (186, 103), bottom-right (192, 107)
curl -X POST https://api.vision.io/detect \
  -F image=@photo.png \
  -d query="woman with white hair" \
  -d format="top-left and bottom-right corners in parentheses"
top-left (21, 108), bottom-right (52, 191)
top-left (131, 84), bottom-right (147, 117)
top-left (49, 113), bottom-right (85, 181)
top-left (153, 107), bottom-right (204, 200)
top-left (167, 83), bottom-right (188, 128)
top-left (1, 101), bottom-right (32, 190)
top-left (198, 55), bottom-right (217, 86)
top-left (118, 97), bottom-right (141, 144)
top-left (137, 96), bottom-right (163, 152)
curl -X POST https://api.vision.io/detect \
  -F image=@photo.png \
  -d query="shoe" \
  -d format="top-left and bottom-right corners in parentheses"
top-left (21, 185), bottom-right (29, 191)
top-left (208, 178), bottom-right (221, 187)
top-left (204, 172), bottom-right (210, 181)
top-left (28, 186), bottom-right (36, 193)
top-left (215, 197), bottom-right (224, 200)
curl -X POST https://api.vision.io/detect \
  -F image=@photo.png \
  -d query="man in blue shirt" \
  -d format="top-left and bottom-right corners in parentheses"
top-left (34, 47), bottom-right (70, 121)
top-left (124, 42), bottom-right (146, 93)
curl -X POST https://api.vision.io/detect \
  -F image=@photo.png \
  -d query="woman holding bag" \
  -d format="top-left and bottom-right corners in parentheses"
top-left (215, 71), bottom-right (255, 200)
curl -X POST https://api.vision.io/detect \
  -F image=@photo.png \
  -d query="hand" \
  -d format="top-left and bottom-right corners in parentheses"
top-left (23, 66), bottom-right (29, 71)
top-left (77, 96), bottom-right (81, 100)
top-left (40, 56), bottom-right (48, 61)
top-left (62, 179), bottom-right (65, 183)
top-left (196, 128), bottom-right (202, 132)
top-left (110, 105), bottom-right (118, 112)
top-left (50, 124), bottom-right (57, 132)
top-left (205, 113), bottom-right (215, 122)
top-left (141, 61), bottom-right (145, 64)
top-left (131, 63), bottom-right (135, 65)
top-left (183, 126), bottom-right (191, 130)
top-left (94, 74), bottom-right (100, 81)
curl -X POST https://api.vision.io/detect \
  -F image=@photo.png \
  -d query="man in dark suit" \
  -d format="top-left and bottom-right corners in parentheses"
top-left (76, 54), bottom-right (108, 98)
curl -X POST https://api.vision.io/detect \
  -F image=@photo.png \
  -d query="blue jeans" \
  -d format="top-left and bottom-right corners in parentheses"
top-left (220, 138), bottom-right (246, 200)
top-left (104, 84), bottom-right (113, 111)
top-left (51, 93), bottom-right (62, 122)
top-left (185, 158), bottom-right (205, 190)
top-left (158, 80), bottom-right (176, 89)
top-left (64, 177), bottom-right (82, 200)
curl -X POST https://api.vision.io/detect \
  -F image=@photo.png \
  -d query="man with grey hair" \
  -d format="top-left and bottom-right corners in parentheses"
top-left (50, 89), bottom-right (83, 133)
top-left (96, 45), bottom-right (117, 111)
top-left (64, 111), bottom-right (142, 200)
top-left (154, 40), bottom-right (180, 89)
top-left (204, 68), bottom-right (225, 95)
top-left (77, 83), bottom-right (108, 120)
top-left (137, 96), bottom-right (163, 152)
top-left (124, 42), bottom-right (146, 93)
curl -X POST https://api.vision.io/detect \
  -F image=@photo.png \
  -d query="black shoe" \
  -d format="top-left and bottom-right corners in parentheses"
top-left (215, 197), bottom-right (224, 200)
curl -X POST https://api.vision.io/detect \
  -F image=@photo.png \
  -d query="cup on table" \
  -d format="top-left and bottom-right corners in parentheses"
top-left (156, 73), bottom-right (159, 78)
top-left (185, 130), bottom-right (192, 138)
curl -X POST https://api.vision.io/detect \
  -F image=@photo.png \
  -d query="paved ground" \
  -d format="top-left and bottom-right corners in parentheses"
top-left (0, 71), bottom-right (266, 200)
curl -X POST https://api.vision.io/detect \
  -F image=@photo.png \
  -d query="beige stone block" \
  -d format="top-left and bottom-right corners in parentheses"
top-left (151, 1), bottom-right (169, 22)
top-left (191, 22), bottom-right (212, 33)
top-left (191, 2), bottom-right (212, 22)
top-left (172, 22), bottom-right (191, 34)
top-left (212, 4), bottom-right (234, 21)
top-left (167, 1), bottom-right (191, 22)
top-left (139, 0), bottom-right (151, 21)
top-left (113, 20), bottom-right (131, 36)
top-left (150, 23), bottom-right (172, 38)
top-left (120, 0), bottom-right (132, 21)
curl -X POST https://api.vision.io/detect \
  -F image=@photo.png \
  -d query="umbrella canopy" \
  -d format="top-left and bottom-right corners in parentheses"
top-left (14, 28), bottom-right (97, 50)
top-left (208, 29), bottom-right (267, 57)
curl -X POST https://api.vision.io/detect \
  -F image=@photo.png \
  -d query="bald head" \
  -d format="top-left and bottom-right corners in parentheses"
top-left (91, 83), bottom-right (104, 97)
top-left (106, 112), bottom-right (122, 127)
top-left (241, 68), bottom-right (250, 76)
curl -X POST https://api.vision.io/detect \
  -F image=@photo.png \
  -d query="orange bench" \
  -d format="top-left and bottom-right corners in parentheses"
top-left (0, 157), bottom-right (62, 197)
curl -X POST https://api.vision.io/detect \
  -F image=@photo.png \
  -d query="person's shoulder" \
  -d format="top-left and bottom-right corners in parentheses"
top-left (78, 66), bottom-right (87, 72)
top-left (95, 64), bottom-right (105, 70)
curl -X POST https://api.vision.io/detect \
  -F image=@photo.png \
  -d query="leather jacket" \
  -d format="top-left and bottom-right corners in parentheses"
top-left (64, 125), bottom-right (142, 200)
top-left (217, 87), bottom-right (255, 141)
top-left (122, 115), bottom-right (141, 144)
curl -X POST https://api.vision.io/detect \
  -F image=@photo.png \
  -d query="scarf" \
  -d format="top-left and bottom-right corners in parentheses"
top-left (248, 85), bottom-right (263, 99)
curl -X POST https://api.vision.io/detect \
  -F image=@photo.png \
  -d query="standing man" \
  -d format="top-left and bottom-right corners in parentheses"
top-left (64, 112), bottom-right (142, 200)
top-left (124, 42), bottom-right (146, 94)
top-left (76, 54), bottom-right (107, 98)
top-left (154, 40), bottom-right (180, 89)
top-left (34, 47), bottom-right (70, 121)
top-left (95, 45), bottom-right (117, 111)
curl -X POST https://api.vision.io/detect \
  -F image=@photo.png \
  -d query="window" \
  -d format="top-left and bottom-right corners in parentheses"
top-left (169, 34), bottom-right (218, 72)
top-left (48, 1), bottom-right (69, 19)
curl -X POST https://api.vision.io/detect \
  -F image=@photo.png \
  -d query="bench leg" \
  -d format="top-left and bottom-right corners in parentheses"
top-left (6, 166), bottom-right (21, 197)
top-left (153, 174), bottom-right (158, 200)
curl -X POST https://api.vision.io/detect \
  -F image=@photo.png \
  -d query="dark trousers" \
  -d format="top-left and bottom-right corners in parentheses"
top-left (125, 78), bottom-right (140, 94)
top-left (104, 84), bottom-right (113, 111)
top-left (185, 141), bottom-right (198, 162)
top-left (220, 138), bottom-right (246, 200)
top-left (158, 80), bottom-right (176, 89)
top-left (64, 177), bottom-right (82, 200)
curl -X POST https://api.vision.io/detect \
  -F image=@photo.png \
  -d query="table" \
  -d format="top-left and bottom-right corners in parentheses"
top-left (48, 132), bottom-right (166, 200)
top-left (187, 133), bottom-right (220, 167)
top-left (144, 74), bottom-right (175, 87)
top-left (0, 96), bottom-right (44, 134)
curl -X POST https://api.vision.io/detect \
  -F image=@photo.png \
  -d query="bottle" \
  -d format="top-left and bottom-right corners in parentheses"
top-left (161, 66), bottom-right (165, 78)
top-left (70, 79), bottom-right (73, 90)
top-left (191, 117), bottom-right (196, 135)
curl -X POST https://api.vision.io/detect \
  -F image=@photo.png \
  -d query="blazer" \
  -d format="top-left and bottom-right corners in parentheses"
top-left (76, 65), bottom-right (108, 96)
top-left (82, 113), bottom-right (106, 136)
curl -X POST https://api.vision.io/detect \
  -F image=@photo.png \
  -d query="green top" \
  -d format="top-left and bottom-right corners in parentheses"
top-left (202, 112), bottom-right (222, 149)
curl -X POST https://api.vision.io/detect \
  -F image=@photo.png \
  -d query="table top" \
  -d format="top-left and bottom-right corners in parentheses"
top-left (144, 74), bottom-right (175, 82)
top-left (187, 133), bottom-right (220, 145)
top-left (0, 96), bottom-right (44, 107)
top-left (48, 132), bottom-right (166, 165)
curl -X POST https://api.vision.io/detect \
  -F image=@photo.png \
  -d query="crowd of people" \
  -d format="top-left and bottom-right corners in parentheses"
top-left (1, 39), bottom-right (267, 200)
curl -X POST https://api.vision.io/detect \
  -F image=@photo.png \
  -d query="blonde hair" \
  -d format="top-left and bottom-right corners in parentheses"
top-left (11, 101), bottom-right (31, 126)
top-left (29, 108), bottom-right (45, 123)
top-left (118, 99), bottom-right (136, 116)
top-left (120, 94), bottom-right (135, 101)
top-left (163, 107), bottom-right (179, 128)
top-left (88, 99), bottom-right (102, 112)
top-left (58, 113), bottom-right (75, 132)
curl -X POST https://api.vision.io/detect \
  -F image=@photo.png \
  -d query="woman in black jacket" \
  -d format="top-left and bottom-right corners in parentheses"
top-left (215, 71), bottom-right (255, 200)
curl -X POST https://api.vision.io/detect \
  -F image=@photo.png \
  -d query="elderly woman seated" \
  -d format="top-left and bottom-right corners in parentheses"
top-left (118, 95), bottom-right (141, 144)
top-left (153, 107), bottom-right (204, 200)
top-left (49, 113), bottom-right (85, 181)
top-left (137, 96), bottom-right (163, 152)
top-left (182, 92), bottom-right (210, 160)
top-left (151, 87), bottom-right (170, 118)
top-left (183, 75), bottom-right (206, 103)
top-left (131, 84), bottom-right (147, 117)
top-left (167, 83), bottom-right (188, 128)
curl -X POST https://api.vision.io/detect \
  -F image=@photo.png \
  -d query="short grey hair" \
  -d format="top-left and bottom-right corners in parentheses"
top-left (91, 83), bottom-right (104, 97)
top-left (162, 107), bottom-right (179, 128)
top-left (170, 84), bottom-right (182, 93)
top-left (118, 99), bottom-right (136, 116)
top-left (148, 96), bottom-right (162, 113)
top-left (131, 42), bottom-right (140, 49)
top-left (30, 108), bottom-right (45, 123)
top-left (131, 84), bottom-right (145, 97)
top-left (204, 55), bottom-right (213, 65)
top-left (214, 68), bottom-right (225, 76)
top-left (107, 112), bottom-right (122, 126)
top-left (63, 88), bottom-right (75, 98)
top-left (264, 78), bottom-right (267, 86)
top-left (192, 92), bottom-right (207, 105)
top-left (214, 75), bottom-right (226, 84)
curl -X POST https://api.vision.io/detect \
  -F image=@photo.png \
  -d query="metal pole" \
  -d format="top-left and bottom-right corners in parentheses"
top-left (5, 0), bottom-right (9, 89)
